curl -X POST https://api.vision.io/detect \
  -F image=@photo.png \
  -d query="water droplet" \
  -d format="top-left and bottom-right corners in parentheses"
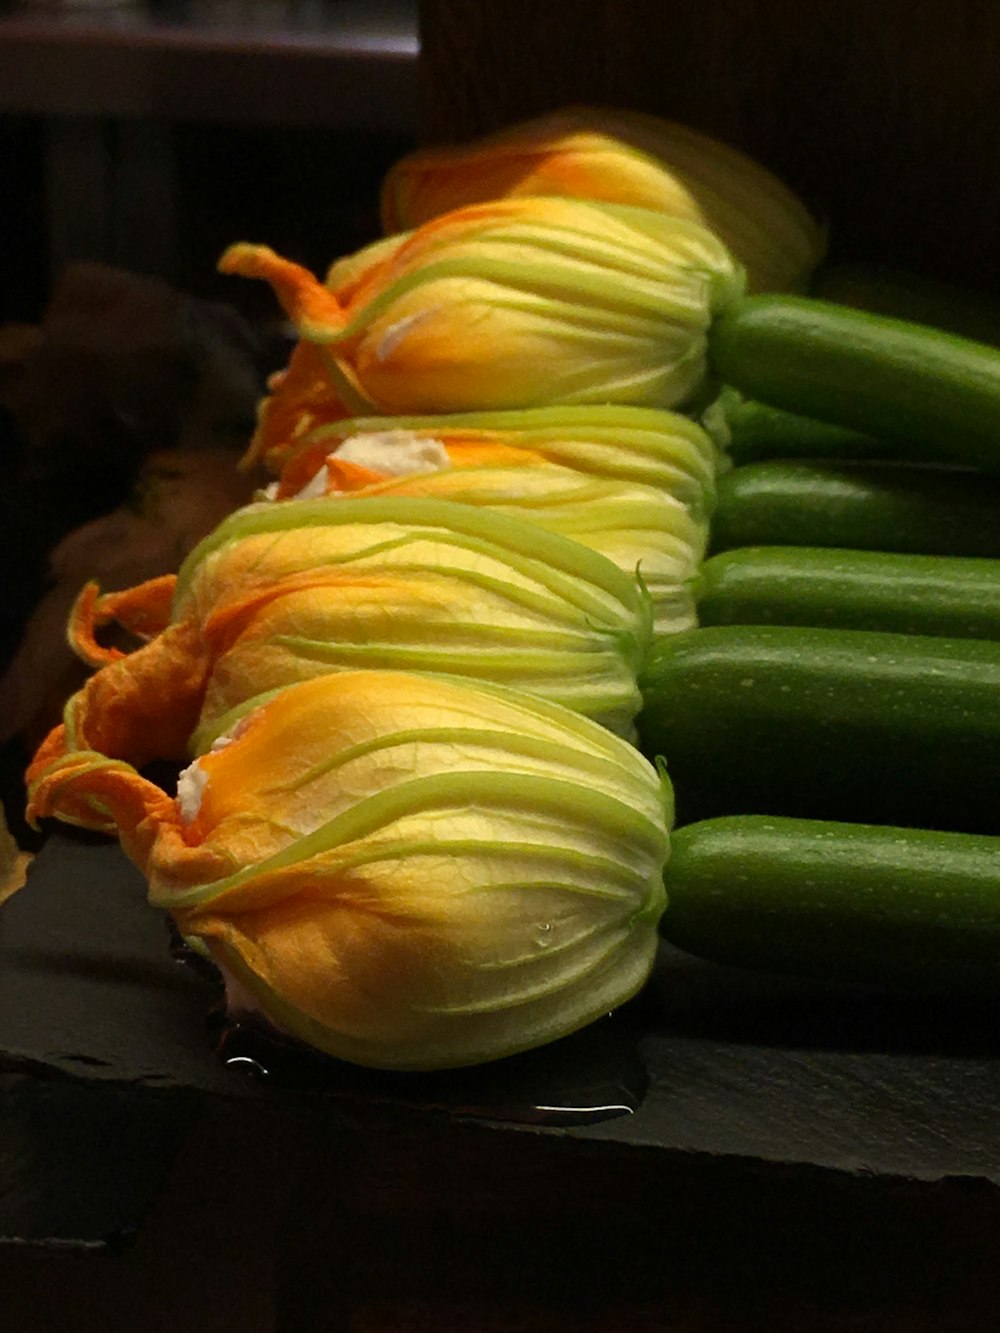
top-left (223, 1053), bottom-right (269, 1079)
top-left (212, 1006), bottom-right (647, 1127)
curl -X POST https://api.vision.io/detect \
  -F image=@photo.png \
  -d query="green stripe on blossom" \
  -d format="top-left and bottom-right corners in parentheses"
top-left (150, 769), bottom-right (669, 912)
top-left (175, 496), bottom-right (643, 610)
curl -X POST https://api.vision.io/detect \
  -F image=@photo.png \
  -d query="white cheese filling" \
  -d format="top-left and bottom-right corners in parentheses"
top-left (286, 428), bottom-right (450, 499)
top-left (175, 730), bottom-right (239, 823)
top-left (176, 760), bottom-right (208, 824)
top-left (332, 429), bottom-right (450, 476)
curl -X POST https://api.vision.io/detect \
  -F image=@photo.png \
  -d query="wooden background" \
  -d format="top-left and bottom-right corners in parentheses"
top-left (418, 0), bottom-right (1000, 295)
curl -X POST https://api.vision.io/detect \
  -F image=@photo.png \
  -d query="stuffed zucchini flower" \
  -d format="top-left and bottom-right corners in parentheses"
top-left (271, 420), bottom-right (711, 635)
top-left (27, 669), bottom-right (671, 1070)
top-left (30, 495), bottom-right (651, 797)
top-left (380, 106), bottom-right (824, 294)
top-left (274, 403), bottom-right (723, 508)
top-left (219, 196), bottom-right (744, 424)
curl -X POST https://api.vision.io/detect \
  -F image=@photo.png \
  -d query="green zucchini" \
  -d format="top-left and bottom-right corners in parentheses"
top-left (810, 262), bottom-right (1000, 348)
top-left (663, 814), bottom-right (1000, 992)
top-left (638, 624), bottom-right (1000, 834)
top-left (696, 545), bottom-right (1000, 640)
top-left (708, 294), bottom-right (1000, 474)
top-left (708, 459), bottom-right (1000, 558)
top-left (711, 385), bottom-right (897, 465)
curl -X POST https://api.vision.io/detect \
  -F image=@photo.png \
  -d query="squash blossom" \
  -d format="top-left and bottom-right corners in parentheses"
top-left (218, 196), bottom-right (744, 422)
top-left (29, 495), bottom-right (651, 801)
top-left (269, 415), bottom-right (715, 635)
top-left (273, 403), bottom-right (723, 508)
top-left (379, 106), bottom-right (824, 294)
top-left (26, 669), bottom-right (672, 1070)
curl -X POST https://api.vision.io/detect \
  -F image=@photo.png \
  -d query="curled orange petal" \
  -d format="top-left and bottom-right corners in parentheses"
top-left (26, 748), bottom-right (228, 889)
top-left (27, 749), bottom-right (169, 841)
top-left (217, 247), bottom-right (374, 420)
top-left (26, 615), bottom-right (212, 838)
top-left (218, 243), bottom-right (347, 338)
top-left (69, 575), bottom-right (178, 668)
top-left (57, 619), bottom-right (210, 769)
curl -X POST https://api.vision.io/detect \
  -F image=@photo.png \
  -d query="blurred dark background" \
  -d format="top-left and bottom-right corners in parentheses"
top-left (0, 1), bottom-right (417, 840)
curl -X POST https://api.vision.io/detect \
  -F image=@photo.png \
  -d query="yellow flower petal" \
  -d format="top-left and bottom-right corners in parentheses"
top-left (380, 106), bottom-right (824, 293)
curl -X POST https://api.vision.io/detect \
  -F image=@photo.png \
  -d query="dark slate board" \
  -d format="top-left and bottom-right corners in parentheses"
top-left (3, 829), bottom-right (1000, 1210)
top-left (0, 1074), bottom-right (196, 1250)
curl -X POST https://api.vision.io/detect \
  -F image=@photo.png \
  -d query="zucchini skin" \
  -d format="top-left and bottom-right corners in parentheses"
top-left (663, 815), bottom-right (1000, 991)
top-left (696, 545), bottom-right (1000, 640)
top-left (716, 388), bottom-right (896, 465)
top-left (708, 294), bottom-right (1000, 473)
top-left (638, 624), bottom-right (1000, 834)
top-left (708, 459), bottom-right (1000, 558)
